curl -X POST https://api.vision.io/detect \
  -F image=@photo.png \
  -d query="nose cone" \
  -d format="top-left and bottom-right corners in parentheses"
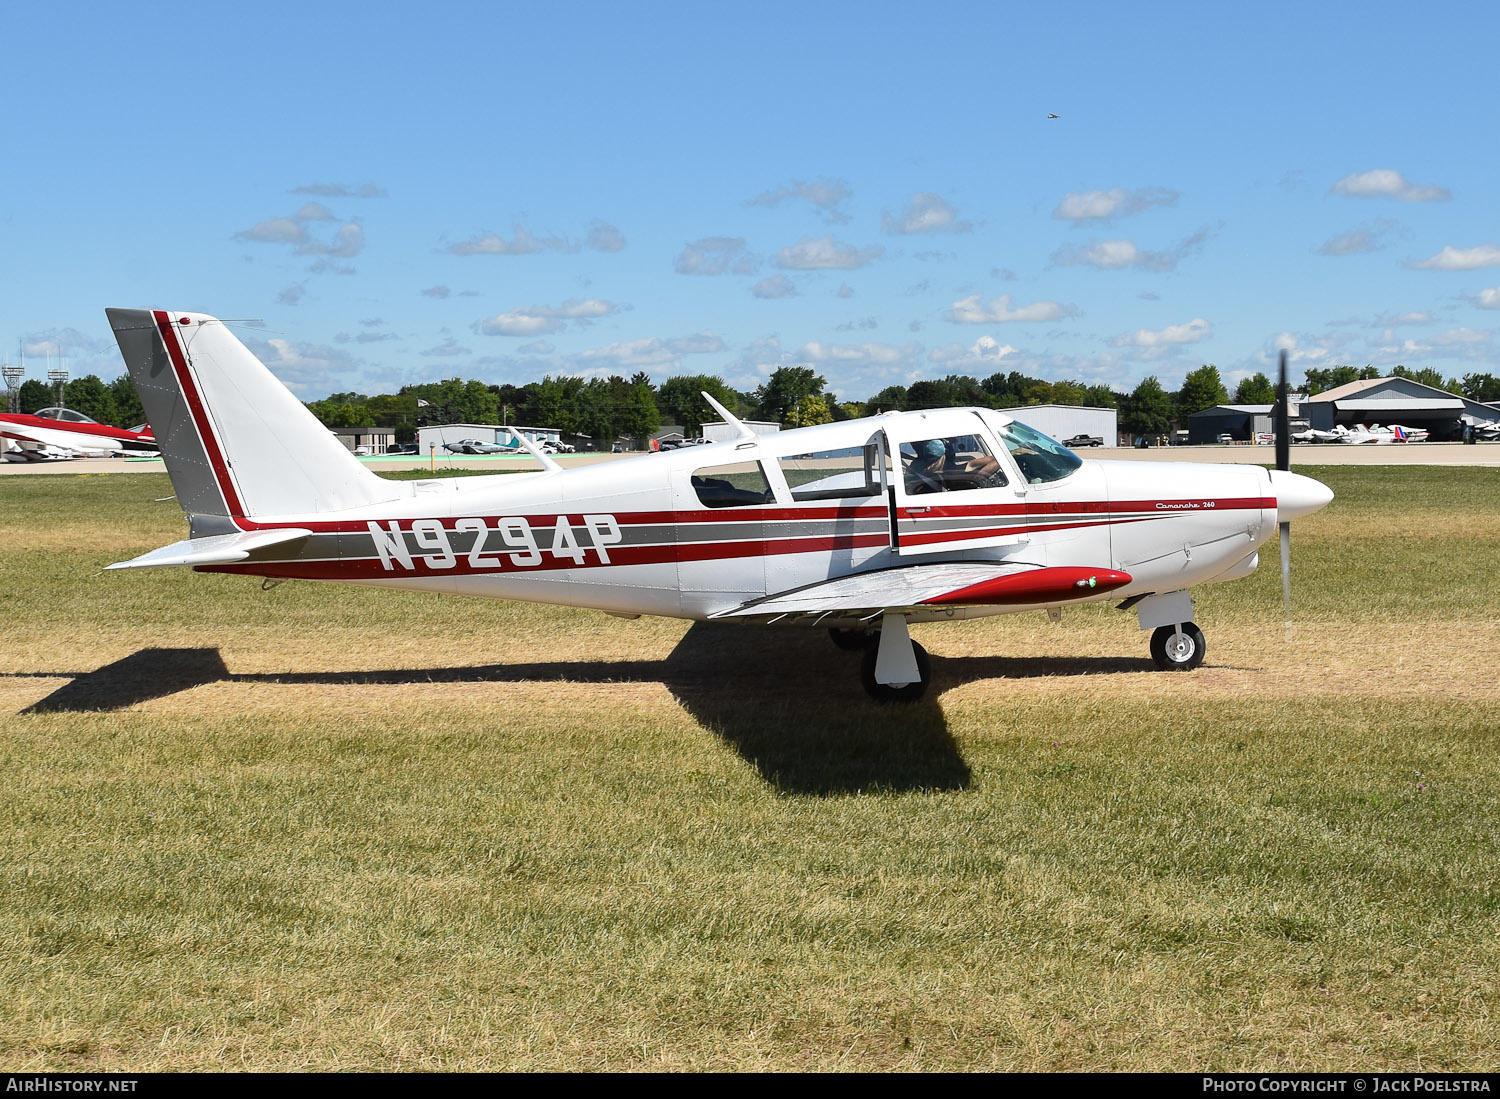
top-left (1270, 470), bottom-right (1334, 521)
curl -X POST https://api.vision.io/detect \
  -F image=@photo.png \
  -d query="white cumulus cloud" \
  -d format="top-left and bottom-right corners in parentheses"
top-left (752, 275), bottom-right (797, 299)
top-left (1413, 244), bottom-right (1500, 271)
top-left (882, 193), bottom-right (971, 235)
top-left (946, 294), bottom-right (1075, 324)
top-left (1053, 225), bottom-right (1217, 273)
top-left (1052, 187), bottom-right (1178, 222)
top-left (297, 222), bottom-right (364, 259)
top-left (1331, 169), bottom-right (1449, 202)
top-left (775, 236), bottom-right (883, 270)
top-left (450, 226), bottom-right (575, 255)
top-left (1472, 286), bottom-right (1500, 309)
top-left (1111, 318), bottom-right (1213, 350)
top-left (797, 340), bottom-right (921, 368)
top-left (235, 217), bottom-right (309, 245)
top-left (1319, 219), bottom-right (1397, 256)
top-left (675, 237), bottom-right (754, 276)
top-left (749, 179), bottom-right (852, 224)
top-left (587, 221), bottom-right (626, 252)
top-left (480, 299), bottom-right (621, 337)
top-left (928, 336), bottom-right (1020, 367)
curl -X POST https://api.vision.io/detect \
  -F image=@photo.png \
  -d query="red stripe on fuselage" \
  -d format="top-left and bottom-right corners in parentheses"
top-left (199, 514), bottom-right (1162, 581)
top-left (152, 311), bottom-right (245, 518)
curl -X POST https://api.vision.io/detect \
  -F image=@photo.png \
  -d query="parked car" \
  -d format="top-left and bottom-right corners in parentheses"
top-left (1217, 433), bottom-right (1234, 444)
top-left (1062, 433), bottom-right (1103, 448)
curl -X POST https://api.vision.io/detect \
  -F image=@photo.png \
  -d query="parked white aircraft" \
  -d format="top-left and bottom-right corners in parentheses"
top-left (103, 310), bottom-right (1333, 701)
top-left (443, 438), bottom-right (512, 455)
top-left (1470, 417), bottom-right (1500, 441)
top-left (1339, 423), bottom-right (1428, 444)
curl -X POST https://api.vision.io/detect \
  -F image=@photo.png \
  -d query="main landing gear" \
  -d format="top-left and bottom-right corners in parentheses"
top-left (832, 614), bottom-right (932, 703)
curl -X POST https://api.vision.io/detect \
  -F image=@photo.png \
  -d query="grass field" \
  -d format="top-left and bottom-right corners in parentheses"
top-left (1, 466), bottom-right (1498, 1071)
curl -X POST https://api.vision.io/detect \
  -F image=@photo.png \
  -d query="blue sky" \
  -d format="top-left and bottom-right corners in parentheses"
top-left (3, 1), bottom-right (1497, 402)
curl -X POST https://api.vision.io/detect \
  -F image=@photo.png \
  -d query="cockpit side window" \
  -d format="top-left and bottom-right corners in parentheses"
top-left (996, 420), bottom-right (1083, 484)
top-left (899, 434), bottom-right (1008, 495)
top-left (690, 460), bottom-right (774, 508)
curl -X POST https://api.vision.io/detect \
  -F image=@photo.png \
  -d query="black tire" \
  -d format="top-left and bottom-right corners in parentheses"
top-left (829, 626), bottom-right (876, 651)
top-left (1150, 623), bottom-right (1206, 671)
top-left (860, 640), bottom-right (931, 703)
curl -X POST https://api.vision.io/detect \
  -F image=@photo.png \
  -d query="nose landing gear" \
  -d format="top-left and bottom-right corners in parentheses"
top-left (1149, 622), bottom-right (1206, 671)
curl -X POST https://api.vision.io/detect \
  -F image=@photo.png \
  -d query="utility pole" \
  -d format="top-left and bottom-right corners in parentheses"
top-left (48, 366), bottom-right (68, 408)
top-left (2, 360), bottom-right (22, 413)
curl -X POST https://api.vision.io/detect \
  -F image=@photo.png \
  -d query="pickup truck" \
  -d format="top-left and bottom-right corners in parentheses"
top-left (1061, 433), bottom-right (1104, 448)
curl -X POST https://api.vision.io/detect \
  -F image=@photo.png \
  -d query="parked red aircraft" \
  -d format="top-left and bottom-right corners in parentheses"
top-left (0, 407), bottom-right (156, 460)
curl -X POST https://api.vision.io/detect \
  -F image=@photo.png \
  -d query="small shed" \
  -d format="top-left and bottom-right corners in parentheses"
top-left (330, 427), bottom-right (396, 454)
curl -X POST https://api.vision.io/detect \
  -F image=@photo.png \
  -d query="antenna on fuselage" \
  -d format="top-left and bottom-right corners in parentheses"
top-left (512, 430), bottom-right (563, 473)
top-left (701, 391), bottom-right (755, 440)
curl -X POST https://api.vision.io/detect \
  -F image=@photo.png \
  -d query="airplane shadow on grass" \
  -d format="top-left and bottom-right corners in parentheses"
top-left (13, 625), bottom-right (1158, 796)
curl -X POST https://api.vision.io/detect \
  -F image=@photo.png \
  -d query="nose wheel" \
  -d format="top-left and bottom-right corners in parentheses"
top-left (1150, 622), bottom-right (1206, 671)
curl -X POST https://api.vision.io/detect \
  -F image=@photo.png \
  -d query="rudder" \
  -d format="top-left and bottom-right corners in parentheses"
top-left (107, 309), bottom-right (400, 518)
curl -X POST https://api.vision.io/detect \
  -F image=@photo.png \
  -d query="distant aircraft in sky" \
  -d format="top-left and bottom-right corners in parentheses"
top-left (0, 407), bottom-right (156, 461)
top-left (1047, 112), bottom-right (1060, 118)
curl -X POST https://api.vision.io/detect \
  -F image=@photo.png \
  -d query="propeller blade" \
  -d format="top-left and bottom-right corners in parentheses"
top-left (1274, 349), bottom-right (1290, 472)
top-left (1276, 350), bottom-right (1293, 636)
top-left (1280, 520), bottom-right (1292, 639)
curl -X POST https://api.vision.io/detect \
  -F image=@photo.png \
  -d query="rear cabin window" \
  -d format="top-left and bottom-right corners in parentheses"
top-left (777, 444), bottom-right (891, 502)
top-left (690, 460), bottom-right (775, 508)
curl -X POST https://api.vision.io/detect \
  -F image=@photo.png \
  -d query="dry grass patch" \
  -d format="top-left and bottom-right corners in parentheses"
top-left (2, 466), bottom-right (1499, 1070)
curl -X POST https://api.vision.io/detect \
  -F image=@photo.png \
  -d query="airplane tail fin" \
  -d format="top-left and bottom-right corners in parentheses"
top-left (106, 309), bottom-right (401, 519)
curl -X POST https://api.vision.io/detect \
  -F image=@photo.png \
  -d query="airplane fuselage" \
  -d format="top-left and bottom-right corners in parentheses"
top-left (199, 408), bottom-right (1295, 624)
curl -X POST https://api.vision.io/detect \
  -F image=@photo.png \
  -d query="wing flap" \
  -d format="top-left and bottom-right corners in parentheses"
top-left (106, 527), bottom-right (312, 570)
top-left (711, 561), bottom-right (1131, 620)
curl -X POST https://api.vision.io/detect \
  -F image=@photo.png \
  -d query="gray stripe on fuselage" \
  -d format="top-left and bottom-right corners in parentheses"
top-left (237, 512), bottom-right (1132, 567)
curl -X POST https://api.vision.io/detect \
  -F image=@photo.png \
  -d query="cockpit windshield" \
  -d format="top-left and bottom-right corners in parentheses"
top-left (35, 407), bottom-right (98, 424)
top-left (996, 420), bottom-right (1082, 484)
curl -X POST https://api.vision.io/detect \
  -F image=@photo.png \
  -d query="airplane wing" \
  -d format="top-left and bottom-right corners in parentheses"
top-left (105, 527), bottom-right (312, 570)
top-left (0, 422), bottom-right (154, 456)
top-left (710, 561), bottom-right (1132, 622)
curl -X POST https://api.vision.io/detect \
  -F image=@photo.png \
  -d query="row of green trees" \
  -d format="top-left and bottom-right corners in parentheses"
top-left (15, 364), bottom-right (1500, 440)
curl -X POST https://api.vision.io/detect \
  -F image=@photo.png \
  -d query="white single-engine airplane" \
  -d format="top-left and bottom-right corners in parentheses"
top-left (104, 310), bottom-right (1333, 701)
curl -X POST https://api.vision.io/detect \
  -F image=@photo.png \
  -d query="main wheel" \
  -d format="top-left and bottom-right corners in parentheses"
top-left (829, 626), bottom-right (876, 651)
top-left (1150, 623), bottom-right (1206, 671)
top-left (860, 640), bottom-right (932, 703)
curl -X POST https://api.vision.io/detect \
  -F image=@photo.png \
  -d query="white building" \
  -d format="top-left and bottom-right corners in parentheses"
top-left (993, 403), bottom-right (1119, 448)
top-left (702, 419), bottom-right (781, 444)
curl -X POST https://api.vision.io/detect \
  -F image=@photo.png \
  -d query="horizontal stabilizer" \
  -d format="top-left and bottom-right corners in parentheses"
top-left (711, 561), bottom-right (1133, 621)
top-left (106, 527), bottom-right (311, 570)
